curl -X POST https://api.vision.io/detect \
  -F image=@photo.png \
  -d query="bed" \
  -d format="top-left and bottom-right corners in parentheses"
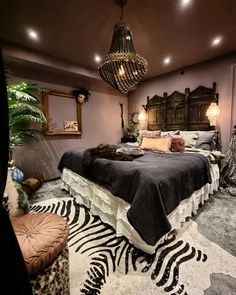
top-left (58, 83), bottom-right (221, 254)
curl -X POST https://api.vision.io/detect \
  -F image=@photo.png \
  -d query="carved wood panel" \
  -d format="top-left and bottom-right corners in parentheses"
top-left (146, 83), bottom-right (218, 131)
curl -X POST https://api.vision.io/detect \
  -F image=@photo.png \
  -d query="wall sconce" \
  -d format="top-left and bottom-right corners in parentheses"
top-left (142, 104), bottom-right (147, 112)
top-left (137, 110), bottom-right (147, 130)
top-left (206, 102), bottom-right (220, 126)
top-left (138, 111), bottom-right (147, 122)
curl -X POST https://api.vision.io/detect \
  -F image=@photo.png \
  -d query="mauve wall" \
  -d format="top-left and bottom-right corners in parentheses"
top-left (129, 53), bottom-right (236, 152)
top-left (13, 79), bottom-right (127, 180)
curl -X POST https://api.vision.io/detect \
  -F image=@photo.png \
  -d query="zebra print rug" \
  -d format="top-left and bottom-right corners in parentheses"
top-left (29, 193), bottom-right (236, 295)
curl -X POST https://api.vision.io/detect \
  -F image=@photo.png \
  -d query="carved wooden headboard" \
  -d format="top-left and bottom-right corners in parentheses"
top-left (145, 82), bottom-right (218, 131)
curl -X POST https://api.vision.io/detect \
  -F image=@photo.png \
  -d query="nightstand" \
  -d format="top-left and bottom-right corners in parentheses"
top-left (121, 137), bottom-right (137, 143)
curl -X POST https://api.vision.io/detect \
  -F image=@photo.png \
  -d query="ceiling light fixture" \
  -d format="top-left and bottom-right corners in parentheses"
top-left (98, 0), bottom-right (148, 94)
top-left (212, 36), bottom-right (222, 46)
top-left (27, 29), bottom-right (39, 40)
top-left (164, 56), bottom-right (171, 65)
top-left (181, 0), bottom-right (192, 7)
top-left (94, 54), bottom-right (101, 63)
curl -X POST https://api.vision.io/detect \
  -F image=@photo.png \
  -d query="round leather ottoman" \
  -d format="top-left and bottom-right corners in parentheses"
top-left (12, 213), bottom-right (70, 294)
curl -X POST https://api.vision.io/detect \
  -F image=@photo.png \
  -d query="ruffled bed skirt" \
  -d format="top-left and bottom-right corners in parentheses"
top-left (61, 164), bottom-right (219, 254)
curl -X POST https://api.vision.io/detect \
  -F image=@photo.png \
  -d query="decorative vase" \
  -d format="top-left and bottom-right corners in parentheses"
top-left (11, 167), bottom-right (24, 184)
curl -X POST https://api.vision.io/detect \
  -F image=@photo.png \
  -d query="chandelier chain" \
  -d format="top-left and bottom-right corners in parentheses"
top-left (120, 2), bottom-right (123, 20)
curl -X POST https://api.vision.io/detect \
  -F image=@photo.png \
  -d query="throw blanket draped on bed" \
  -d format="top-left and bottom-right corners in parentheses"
top-left (58, 147), bottom-right (212, 246)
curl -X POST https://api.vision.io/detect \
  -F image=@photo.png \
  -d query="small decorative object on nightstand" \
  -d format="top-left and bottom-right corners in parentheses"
top-left (122, 124), bottom-right (138, 143)
top-left (11, 168), bottom-right (24, 183)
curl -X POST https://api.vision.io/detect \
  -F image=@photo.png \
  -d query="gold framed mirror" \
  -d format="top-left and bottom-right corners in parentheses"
top-left (43, 89), bottom-right (82, 135)
top-left (131, 111), bottom-right (139, 124)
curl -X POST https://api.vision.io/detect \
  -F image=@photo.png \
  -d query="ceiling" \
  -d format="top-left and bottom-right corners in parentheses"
top-left (1, 0), bottom-right (236, 82)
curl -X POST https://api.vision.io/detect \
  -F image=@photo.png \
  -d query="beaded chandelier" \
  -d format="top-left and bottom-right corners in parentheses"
top-left (98, 0), bottom-right (148, 94)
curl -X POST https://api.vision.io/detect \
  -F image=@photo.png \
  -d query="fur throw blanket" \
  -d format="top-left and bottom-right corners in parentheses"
top-left (82, 144), bottom-right (143, 173)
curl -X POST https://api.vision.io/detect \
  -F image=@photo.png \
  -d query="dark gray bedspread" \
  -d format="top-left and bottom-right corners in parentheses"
top-left (58, 148), bottom-right (212, 246)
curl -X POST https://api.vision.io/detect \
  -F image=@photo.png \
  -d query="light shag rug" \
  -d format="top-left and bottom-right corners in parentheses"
top-left (30, 193), bottom-right (236, 295)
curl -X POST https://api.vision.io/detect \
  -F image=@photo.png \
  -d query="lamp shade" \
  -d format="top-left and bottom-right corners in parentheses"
top-left (98, 20), bottom-right (148, 94)
top-left (138, 110), bottom-right (147, 122)
top-left (206, 102), bottom-right (220, 126)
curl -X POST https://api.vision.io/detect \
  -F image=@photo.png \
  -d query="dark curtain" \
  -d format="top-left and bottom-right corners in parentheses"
top-left (0, 48), bottom-right (33, 294)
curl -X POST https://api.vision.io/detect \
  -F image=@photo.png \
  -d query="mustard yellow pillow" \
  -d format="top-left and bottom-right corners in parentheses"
top-left (140, 137), bottom-right (171, 153)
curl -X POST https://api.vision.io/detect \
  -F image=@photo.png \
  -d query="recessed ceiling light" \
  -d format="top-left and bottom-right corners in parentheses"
top-left (211, 36), bottom-right (222, 46)
top-left (181, 0), bottom-right (192, 7)
top-left (94, 54), bottom-right (101, 63)
top-left (164, 56), bottom-right (171, 65)
top-left (27, 29), bottom-right (39, 40)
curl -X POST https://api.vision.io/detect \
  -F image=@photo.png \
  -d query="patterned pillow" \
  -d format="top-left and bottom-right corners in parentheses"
top-left (140, 137), bottom-right (171, 153)
top-left (161, 130), bottom-right (180, 137)
top-left (196, 130), bottom-right (219, 151)
top-left (180, 131), bottom-right (199, 147)
top-left (170, 136), bottom-right (185, 152)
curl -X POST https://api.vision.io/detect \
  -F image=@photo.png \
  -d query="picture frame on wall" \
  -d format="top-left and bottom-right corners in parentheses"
top-left (43, 89), bottom-right (82, 135)
top-left (64, 120), bottom-right (78, 131)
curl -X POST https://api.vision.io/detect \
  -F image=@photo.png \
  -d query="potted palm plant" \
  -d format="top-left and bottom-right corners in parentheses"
top-left (126, 124), bottom-right (139, 141)
top-left (7, 82), bottom-right (46, 171)
top-left (4, 82), bottom-right (46, 215)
